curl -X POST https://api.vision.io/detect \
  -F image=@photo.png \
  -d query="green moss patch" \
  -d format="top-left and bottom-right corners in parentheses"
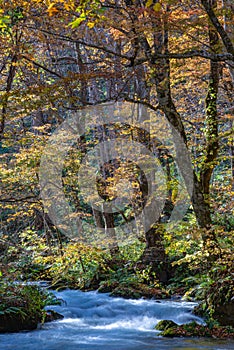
top-left (156, 320), bottom-right (234, 339)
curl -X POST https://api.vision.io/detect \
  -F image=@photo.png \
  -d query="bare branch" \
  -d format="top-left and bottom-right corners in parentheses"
top-left (21, 55), bottom-right (63, 78)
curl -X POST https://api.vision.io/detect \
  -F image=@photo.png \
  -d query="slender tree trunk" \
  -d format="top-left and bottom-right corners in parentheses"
top-left (93, 126), bottom-right (120, 255)
top-left (196, 0), bottom-right (220, 248)
top-left (231, 135), bottom-right (234, 191)
top-left (75, 42), bottom-right (89, 105)
top-left (0, 55), bottom-right (17, 140)
top-left (201, 0), bottom-right (234, 56)
top-left (200, 0), bottom-right (220, 199)
top-left (222, 0), bottom-right (234, 83)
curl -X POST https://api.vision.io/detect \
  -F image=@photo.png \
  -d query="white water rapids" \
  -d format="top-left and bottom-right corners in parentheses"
top-left (0, 289), bottom-right (233, 350)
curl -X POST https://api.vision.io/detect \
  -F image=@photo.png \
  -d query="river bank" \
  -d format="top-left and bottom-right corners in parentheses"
top-left (1, 289), bottom-right (234, 350)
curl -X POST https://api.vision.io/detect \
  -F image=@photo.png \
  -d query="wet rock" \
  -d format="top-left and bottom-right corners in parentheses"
top-left (170, 294), bottom-right (182, 301)
top-left (213, 300), bottom-right (234, 327)
top-left (0, 309), bottom-right (64, 333)
top-left (45, 310), bottom-right (64, 322)
top-left (0, 312), bottom-right (38, 333)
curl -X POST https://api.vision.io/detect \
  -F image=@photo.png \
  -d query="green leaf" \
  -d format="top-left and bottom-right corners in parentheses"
top-left (69, 14), bottom-right (86, 28)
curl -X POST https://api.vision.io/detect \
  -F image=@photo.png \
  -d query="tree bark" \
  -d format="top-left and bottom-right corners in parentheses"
top-left (0, 55), bottom-right (17, 140)
top-left (149, 8), bottom-right (213, 230)
top-left (200, 10), bottom-right (220, 198)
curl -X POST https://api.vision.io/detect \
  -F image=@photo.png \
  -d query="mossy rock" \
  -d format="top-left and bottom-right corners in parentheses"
top-left (161, 321), bottom-right (202, 337)
top-left (98, 281), bottom-right (119, 293)
top-left (155, 320), bottom-right (178, 331)
top-left (110, 285), bottom-right (141, 299)
top-left (0, 312), bottom-right (39, 333)
top-left (0, 309), bottom-right (64, 333)
top-left (110, 282), bottom-right (168, 299)
top-left (0, 284), bottom-right (61, 333)
top-left (156, 321), bottom-right (234, 339)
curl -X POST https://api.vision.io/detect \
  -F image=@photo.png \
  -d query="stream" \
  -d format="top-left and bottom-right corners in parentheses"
top-left (0, 289), bottom-right (233, 350)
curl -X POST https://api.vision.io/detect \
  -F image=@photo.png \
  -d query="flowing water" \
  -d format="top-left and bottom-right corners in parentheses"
top-left (0, 289), bottom-right (233, 350)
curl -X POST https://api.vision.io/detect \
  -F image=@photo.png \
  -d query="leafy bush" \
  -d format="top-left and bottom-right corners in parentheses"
top-left (0, 280), bottom-right (60, 332)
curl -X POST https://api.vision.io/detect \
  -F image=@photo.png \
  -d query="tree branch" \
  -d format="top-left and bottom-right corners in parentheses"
top-left (25, 25), bottom-right (233, 66)
top-left (201, 0), bottom-right (234, 56)
top-left (0, 195), bottom-right (38, 203)
top-left (21, 55), bottom-right (63, 78)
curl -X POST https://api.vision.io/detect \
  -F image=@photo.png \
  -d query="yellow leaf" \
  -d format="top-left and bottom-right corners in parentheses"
top-left (87, 22), bottom-right (95, 28)
top-left (153, 3), bottom-right (162, 12)
top-left (64, 3), bottom-right (74, 11)
top-left (145, 0), bottom-right (153, 7)
top-left (47, 3), bottom-right (59, 16)
top-left (48, 2), bottom-right (55, 9)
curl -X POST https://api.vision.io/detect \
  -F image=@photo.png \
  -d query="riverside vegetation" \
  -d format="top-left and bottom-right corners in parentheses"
top-left (0, 218), bottom-right (233, 337)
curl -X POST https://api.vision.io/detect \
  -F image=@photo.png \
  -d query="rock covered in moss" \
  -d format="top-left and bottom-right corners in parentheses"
top-left (98, 281), bottom-right (119, 293)
top-left (0, 312), bottom-right (38, 333)
top-left (0, 284), bottom-right (62, 333)
top-left (109, 282), bottom-right (168, 299)
top-left (156, 320), bottom-right (234, 339)
top-left (155, 320), bottom-right (178, 331)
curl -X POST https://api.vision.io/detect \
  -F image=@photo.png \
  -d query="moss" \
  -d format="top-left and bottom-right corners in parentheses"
top-left (156, 320), bottom-right (234, 339)
top-left (109, 282), bottom-right (168, 299)
top-left (155, 320), bottom-right (178, 331)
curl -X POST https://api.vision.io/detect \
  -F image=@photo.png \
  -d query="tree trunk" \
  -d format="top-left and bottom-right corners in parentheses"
top-left (140, 224), bottom-right (169, 284)
top-left (200, 0), bottom-right (220, 199)
top-left (148, 5), bottom-right (220, 233)
top-left (222, 0), bottom-right (234, 83)
top-left (192, 174), bottom-right (212, 228)
top-left (0, 55), bottom-right (17, 140)
top-left (197, 0), bottom-right (220, 249)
